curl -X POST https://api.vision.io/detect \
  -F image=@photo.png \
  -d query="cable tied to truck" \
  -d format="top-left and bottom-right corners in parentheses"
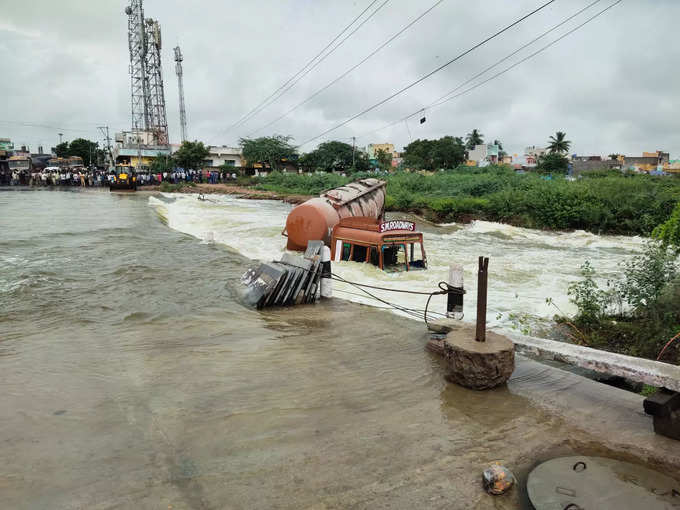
top-left (330, 272), bottom-right (463, 327)
top-left (274, 260), bottom-right (462, 326)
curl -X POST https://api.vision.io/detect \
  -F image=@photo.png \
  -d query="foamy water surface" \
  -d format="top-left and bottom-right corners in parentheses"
top-left (149, 193), bottom-right (645, 333)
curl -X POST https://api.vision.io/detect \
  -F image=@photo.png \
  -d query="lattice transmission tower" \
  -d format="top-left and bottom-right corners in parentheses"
top-left (174, 46), bottom-right (188, 143)
top-left (124, 0), bottom-right (169, 146)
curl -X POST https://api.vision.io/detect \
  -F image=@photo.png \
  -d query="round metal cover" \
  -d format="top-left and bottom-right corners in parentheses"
top-left (527, 456), bottom-right (680, 510)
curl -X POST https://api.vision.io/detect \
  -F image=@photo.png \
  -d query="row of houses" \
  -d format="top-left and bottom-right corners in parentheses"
top-left (113, 131), bottom-right (244, 171)
top-left (466, 143), bottom-right (680, 175)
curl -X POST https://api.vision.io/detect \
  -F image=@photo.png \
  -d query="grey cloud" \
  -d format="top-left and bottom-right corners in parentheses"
top-left (2, 0), bottom-right (678, 158)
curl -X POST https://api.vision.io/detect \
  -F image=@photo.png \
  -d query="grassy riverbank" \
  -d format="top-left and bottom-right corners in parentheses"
top-left (558, 241), bottom-right (680, 365)
top-left (256, 167), bottom-right (680, 236)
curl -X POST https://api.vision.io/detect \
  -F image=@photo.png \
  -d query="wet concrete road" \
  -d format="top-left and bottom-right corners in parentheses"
top-left (1, 190), bottom-right (678, 509)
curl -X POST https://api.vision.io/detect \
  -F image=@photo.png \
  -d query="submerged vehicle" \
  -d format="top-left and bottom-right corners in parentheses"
top-left (109, 166), bottom-right (137, 191)
top-left (284, 178), bottom-right (386, 251)
top-left (331, 217), bottom-right (427, 271)
top-left (284, 178), bottom-right (427, 272)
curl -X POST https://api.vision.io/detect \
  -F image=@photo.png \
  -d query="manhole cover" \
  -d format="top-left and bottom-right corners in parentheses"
top-left (527, 456), bottom-right (680, 509)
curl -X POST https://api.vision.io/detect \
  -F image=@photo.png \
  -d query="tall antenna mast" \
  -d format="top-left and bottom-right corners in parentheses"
top-left (145, 18), bottom-right (169, 145)
top-left (174, 46), bottom-right (188, 143)
top-left (125, 1), bottom-right (148, 136)
top-left (125, 0), bottom-right (169, 156)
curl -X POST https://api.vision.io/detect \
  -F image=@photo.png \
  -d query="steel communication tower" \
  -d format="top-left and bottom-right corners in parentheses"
top-left (145, 18), bottom-right (169, 145)
top-left (174, 46), bottom-right (188, 143)
top-left (125, 1), bottom-right (148, 139)
top-left (125, 1), bottom-right (169, 147)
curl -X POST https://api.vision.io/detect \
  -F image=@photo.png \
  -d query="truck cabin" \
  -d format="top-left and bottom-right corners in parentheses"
top-left (330, 217), bottom-right (427, 272)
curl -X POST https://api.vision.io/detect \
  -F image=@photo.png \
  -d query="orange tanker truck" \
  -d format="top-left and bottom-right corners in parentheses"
top-left (283, 178), bottom-right (427, 272)
top-left (284, 178), bottom-right (387, 251)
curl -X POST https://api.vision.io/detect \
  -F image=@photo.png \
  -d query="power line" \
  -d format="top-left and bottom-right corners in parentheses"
top-left (296, 0), bottom-right (558, 148)
top-left (232, 0), bottom-right (392, 134)
top-left (358, 0), bottom-right (608, 140)
top-left (225, 0), bottom-right (385, 133)
top-left (361, 0), bottom-right (623, 139)
top-left (0, 120), bottom-right (97, 133)
top-left (246, 0), bottom-right (446, 138)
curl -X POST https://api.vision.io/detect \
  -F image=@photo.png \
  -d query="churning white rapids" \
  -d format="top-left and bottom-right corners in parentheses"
top-left (149, 193), bottom-right (645, 333)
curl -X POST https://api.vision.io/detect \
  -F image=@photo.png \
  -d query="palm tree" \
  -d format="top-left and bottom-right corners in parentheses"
top-left (465, 129), bottom-right (484, 151)
top-left (493, 139), bottom-right (506, 157)
top-left (547, 131), bottom-right (571, 154)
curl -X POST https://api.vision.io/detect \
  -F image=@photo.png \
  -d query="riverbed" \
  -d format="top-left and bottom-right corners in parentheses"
top-left (1, 188), bottom-right (676, 510)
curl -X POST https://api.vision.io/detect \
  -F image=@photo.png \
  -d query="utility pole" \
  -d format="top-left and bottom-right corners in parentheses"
top-left (352, 136), bottom-right (356, 169)
top-left (58, 133), bottom-right (63, 145)
top-left (174, 46), bottom-right (188, 143)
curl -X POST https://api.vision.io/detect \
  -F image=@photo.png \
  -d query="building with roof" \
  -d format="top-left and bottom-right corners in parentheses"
top-left (113, 130), bottom-right (171, 168)
top-left (468, 144), bottom-right (499, 166)
top-left (367, 143), bottom-right (398, 160)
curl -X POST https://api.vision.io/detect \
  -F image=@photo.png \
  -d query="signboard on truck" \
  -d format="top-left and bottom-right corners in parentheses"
top-left (379, 220), bottom-right (415, 233)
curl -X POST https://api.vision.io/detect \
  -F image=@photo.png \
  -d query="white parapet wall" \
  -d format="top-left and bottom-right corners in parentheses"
top-left (504, 331), bottom-right (680, 393)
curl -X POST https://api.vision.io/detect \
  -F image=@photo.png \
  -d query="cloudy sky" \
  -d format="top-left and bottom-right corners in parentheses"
top-left (1, 0), bottom-right (678, 158)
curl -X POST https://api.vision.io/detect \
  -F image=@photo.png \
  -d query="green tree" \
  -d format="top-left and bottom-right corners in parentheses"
top-left (299, 140), bottom-right (367, 173)
top-left (653, 201), bottom-right (680, 252)
top-left (67, 138), bottom-right (100, 166)
top-left (493, 139), bottom-right (506, 157)
top-left (55, 142), bottom-right (69, 158)
top-left (608, 153), bottom-right (621, 160)
top-left (536, 152), bottom-right (569, 174)
top-left (150, 153), bottom-right (174, 174)
top-left (465, 129), bottom-right (484, 151)
top-left (403, 136), bottom-right (465, 170)
top-left (240, 135), bottom-right (297, 172)
top-left (547, 131), bottom-right (571, 154)
top-left (375, 148), bottom-right (392, 171)
top-left (174, 141), bottom-right (210, 170)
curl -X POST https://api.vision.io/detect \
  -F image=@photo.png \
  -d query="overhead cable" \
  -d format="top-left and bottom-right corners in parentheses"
top-left (227, 0), bottom-right (389, 133)
top-left (357, 0), bottom-right (610, 140)
top-left (296, 0), bottom-right (559, 147)
top-left (362, 0), bottom-right (623, 138)
top-left (245, 0), bottom-right (446, 138)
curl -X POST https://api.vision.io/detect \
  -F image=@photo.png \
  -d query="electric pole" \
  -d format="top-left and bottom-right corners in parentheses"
top-left (352, 136), bottom-right (356, 169)
top-left (58, 133), bottom-right (63, 145)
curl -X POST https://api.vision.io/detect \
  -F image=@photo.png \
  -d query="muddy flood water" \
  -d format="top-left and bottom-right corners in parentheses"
top-left (1, 189), bottom-right (678, 510)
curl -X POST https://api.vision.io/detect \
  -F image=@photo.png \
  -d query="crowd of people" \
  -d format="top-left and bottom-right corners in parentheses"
top-left (0, 167), bottom-right (240, 187)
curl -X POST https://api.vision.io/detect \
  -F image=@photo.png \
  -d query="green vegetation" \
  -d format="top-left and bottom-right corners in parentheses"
top-left (465, 128), bottom-right (484, 150)
top-left (255, 166), bottom-right (680, 236)
top-left (402, 136), bottom-right (466, 170)
top-left (150, 153), bottom-right (174, 174)
top-left (299, 140), bottom-right (369, 173)
top-left (536, 153), bottom-right (569, 174)
top-left (160, 181), bottom-right (196, 192)
top-left (547, 130), bottom-right (571, 154)
top-left (560, 241), bottom-right (680, 363)
top-left (173, 141), bottom-right (210, 170)
top-left (653, 201), bottom-right (680, 250)
top-left (240, 135), bottom-right (297, 171)
top-left (375, 148), bottom-right (392, 172)
top-left (54, 138), bottom-right (104, 166)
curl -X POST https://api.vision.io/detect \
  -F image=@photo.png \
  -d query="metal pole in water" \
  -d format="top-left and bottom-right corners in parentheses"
top-left (447, 264), bottom-right (464, 319)
top-left (475, 256), bottom-right (489, 342)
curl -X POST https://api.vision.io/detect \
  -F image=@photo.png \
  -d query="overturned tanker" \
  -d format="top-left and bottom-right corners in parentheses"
top-left (283, 178), bottom-right (386, 251)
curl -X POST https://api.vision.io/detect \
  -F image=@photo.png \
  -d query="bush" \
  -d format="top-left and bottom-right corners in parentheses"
top-left (568, 261), bottom-right (610, 325)
top-left (564, 242), bottom-right (680, 363)
top-left (252, 167), bottom-right (680, 236)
